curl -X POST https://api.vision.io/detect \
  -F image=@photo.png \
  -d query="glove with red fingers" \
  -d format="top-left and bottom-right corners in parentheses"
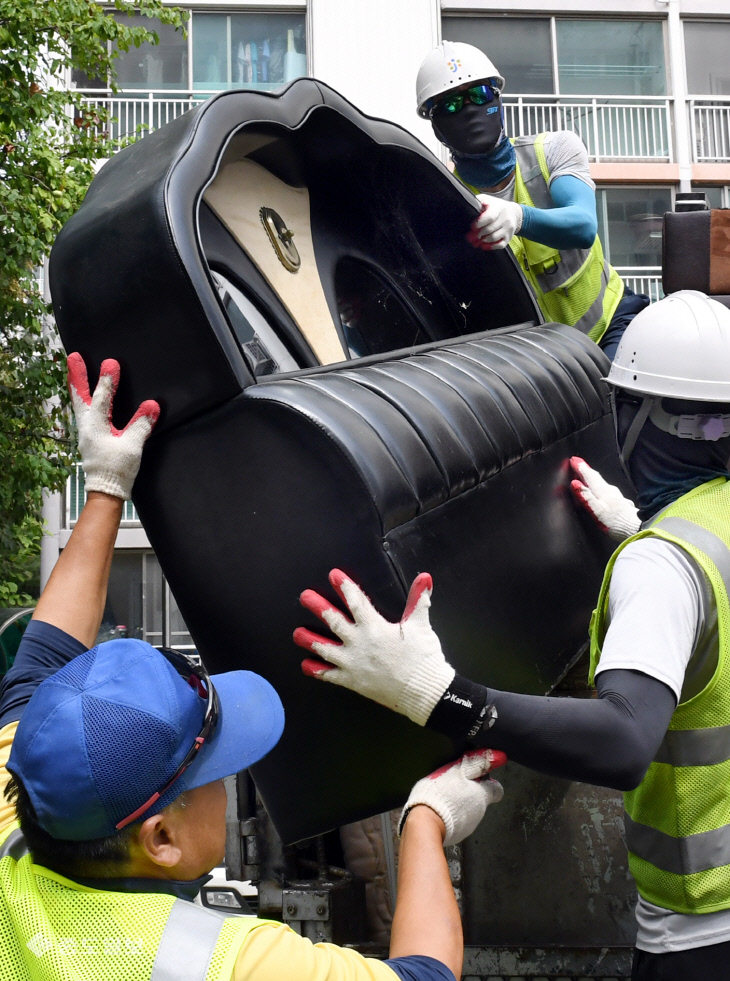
top-left (399, 748), bottom-right (506, 846)
top-left (467, 194), bottom-right (523, 251)
top-left (68, 353), bottom-right (160, 501)
top-left (294, 569), bottom-right (455, 726)
top-left (570, 456), bottom-right (640, 541)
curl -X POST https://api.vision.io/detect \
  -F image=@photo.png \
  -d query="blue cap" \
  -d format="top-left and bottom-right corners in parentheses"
top-left (7, 639), bottom-right (285, 841)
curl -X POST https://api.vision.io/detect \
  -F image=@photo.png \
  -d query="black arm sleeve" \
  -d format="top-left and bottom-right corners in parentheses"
top-left (427, 669), bottom-right (677, 792)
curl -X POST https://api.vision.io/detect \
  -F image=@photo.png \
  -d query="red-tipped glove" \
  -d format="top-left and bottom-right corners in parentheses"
top-left (570, 456), bottom-right (640, 541)
top-left (68, 353), bottom-right (160, 501)
top-left (294, 569), bottom-right (455, 726)
top-left (399, 748), bottom-right (506, 846)
top-left (467, 194), bottom-right (523, 251)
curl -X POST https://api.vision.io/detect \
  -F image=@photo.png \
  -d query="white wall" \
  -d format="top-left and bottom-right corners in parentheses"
top-left (309, 0), bottom-right (441, 155)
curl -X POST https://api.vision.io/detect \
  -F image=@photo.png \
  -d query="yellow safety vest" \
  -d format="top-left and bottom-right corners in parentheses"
top-left (0, 823), bottom-right (264, 980)
top-left (456, 134), bottom-right (624, 342)
top-left (590, 477), bottom-right (730, 914)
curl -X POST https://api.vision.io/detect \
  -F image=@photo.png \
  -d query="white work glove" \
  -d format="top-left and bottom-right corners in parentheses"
top-left (68, 352), bottom-right (160, 501)
top-left (294, 569), bottom-right (455, 726)
top-left (467, 195), bottom-right (523, 250)
top-left (570, 456), bottom-right (640, 541)
top-left (399, 749), bottom-right (506, 846)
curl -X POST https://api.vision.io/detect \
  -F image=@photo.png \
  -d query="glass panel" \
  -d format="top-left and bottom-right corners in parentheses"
top-left (557, 20), bottom-right (666, 96)
top-left (101, 552), bottom-right (145, 642)
top-left (335, 259), bottom-right (430, 358)
top-left (71, 67), bottom-right (107, 91)
top-left (143, 552), bottom-right (164, 644)
top-left (693, 186), bottom-right (724, 209)
top-left (685, 22), bottom-right (730, 96)
top-left (443, 17), bottom-right (553, 94)
top-left (596, 187), bottom-right (672, 268)
top-left (193, 12), bottom-right (306, 92)
top-left (143, 553), bottom-right (195, 649)
top-left (113, 14), bottom-right (188, 90)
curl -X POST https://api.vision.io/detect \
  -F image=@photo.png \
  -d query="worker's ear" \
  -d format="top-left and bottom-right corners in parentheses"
top-left (136, 811), bottom-right (183, 869)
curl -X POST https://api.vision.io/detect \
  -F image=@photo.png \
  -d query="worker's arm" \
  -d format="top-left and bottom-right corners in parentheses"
top-left (519, 175), bottom-right (598, 250)
top-left (0, 355), bottom-right (158, 719)
top-left (469, 175), bottom-right (597, 252)
top-left (34, 355), bottom-right (159, 645)
top-left (232, 751), bottom-right (502, 981)
top-left (466, 668), bottom-right (675, 790)
top-left (294, 539), bottom-right (697, 791)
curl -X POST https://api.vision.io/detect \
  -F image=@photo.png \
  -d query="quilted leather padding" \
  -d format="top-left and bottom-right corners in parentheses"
top-left (132, 323), bottom-right (625, 843)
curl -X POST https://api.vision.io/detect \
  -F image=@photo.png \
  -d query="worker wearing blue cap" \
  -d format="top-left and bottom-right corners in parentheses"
top-left (0, 354), bottom-right (503, 981)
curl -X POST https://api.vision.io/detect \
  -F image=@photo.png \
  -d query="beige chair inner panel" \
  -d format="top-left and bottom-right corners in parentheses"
top-left (204, 157), bottom-right (346, 366)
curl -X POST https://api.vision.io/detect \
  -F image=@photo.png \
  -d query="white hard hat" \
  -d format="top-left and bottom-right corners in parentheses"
top-left (606, 291), bottom-right (730, 402)
top-left (416, 41), bottom-right (505, 118)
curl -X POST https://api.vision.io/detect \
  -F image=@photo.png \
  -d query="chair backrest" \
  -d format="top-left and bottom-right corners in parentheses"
top-left (132, 322), bottom-right (622, 843)
top-left (49, 79), bottom-right (542, 437)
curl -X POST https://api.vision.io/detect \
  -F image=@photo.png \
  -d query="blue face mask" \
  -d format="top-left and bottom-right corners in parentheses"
top-left (451, 137), bottom-right (517, 190)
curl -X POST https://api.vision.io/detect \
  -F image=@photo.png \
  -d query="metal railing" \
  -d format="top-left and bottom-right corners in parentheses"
top-left (73, 89), bottom-right (675, 162)
top-left (503, 96), bottom-right (673, 162)
top-left (690, 97), bottom-right (730, 163)
top-left (67, 464), bottom-right (139, 526)
top-left (71, 89), bottom-right (218, 140)
top-left (614, 267), bottom-right (663, 302)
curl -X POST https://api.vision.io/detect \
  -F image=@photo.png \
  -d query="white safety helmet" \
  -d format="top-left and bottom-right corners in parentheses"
top-left (607, 291), bottom-right (730, 401)
top-left (606, 291), bottom-right (730, 464)
top-left (416, 41), bottom-right (505, 119)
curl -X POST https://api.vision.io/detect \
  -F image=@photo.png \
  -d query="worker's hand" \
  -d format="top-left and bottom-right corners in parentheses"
top-left (570, 456), bottom-right (640, 541)
top-left (467, 195), bottom-right (523, 250)
top-left (399, 749), bottom-right (506, 846)
top-left (68, 353), bottom-right (160, 501)
top-left (294, 569), bottom-right (455, 726)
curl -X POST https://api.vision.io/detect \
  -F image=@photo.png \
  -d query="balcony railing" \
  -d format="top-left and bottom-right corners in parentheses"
top-left (690, 97), bottom-right (730, 163)
top-left (74, 89), bottom-right (675, 162)
top-left (503, 96), bottom-right (673, 162)
top-left (67, 464), bottom-right (139, 526)
top-left (614, 267), bottom-right (663, 302)
top-left (72, 89), bottom-right (216, 140)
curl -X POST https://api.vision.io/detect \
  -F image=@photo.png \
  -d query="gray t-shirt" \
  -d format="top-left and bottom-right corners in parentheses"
top-left (490, 130), bottom-right (595, 201)
top-left (596, 536), bottom-right (730, 953)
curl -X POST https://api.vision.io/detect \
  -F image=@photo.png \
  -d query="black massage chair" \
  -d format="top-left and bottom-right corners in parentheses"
top-left (50, 80), bottom-right (623, 843)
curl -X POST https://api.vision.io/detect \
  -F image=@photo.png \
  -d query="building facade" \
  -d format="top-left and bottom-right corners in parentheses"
top-left (47, 0), bottom-right (730, 643)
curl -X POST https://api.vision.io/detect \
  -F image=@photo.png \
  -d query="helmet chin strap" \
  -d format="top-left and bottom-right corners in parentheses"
top-left (611, 389), bottom-right (657, 481)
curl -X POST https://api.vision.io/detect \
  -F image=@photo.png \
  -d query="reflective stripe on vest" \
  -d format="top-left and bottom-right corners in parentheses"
top-left (510, 136), bottom-right (623, 340)
top-left (590, 479), bottom-right (730, 913)
top-left (0, 828), bottom-right (29, 863)
top-left (513, 139), bottom-right (593, 293)
top-left (151, 899), bottom-right (228, 981)
top-left (625, 812), bottom-right (730, 877)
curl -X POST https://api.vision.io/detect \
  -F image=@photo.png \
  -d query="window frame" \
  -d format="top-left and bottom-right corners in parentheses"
top-left (441, 12), bottom-right (670, 98)
top-left (69, 3), bottom-right (309, 96)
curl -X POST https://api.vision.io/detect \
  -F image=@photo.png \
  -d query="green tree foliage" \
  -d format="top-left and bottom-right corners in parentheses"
top-left (0, 0), bottom-right (186, 605)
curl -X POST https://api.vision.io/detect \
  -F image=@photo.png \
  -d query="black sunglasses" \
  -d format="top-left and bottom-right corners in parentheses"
top-left (115, 648), bottom-right (220, 830)
top-left (430, 83), bottom-right (496, 118)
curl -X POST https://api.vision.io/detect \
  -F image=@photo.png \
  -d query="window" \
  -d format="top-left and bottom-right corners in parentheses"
top-left (692, 186), bottom-right (730, 209)
top-left (72, 9), bottom-right (307, 94)
top-left (193, 13), bottom-right (306, 92)
top-left (113, 14), bottom-right (188, 91)
top-left (443, 16), bottom-right (667, 97)
top-left (102, 551), bottom-right (195, 650)
top-left (556, 20), bottom-right (666, 97)
top-left (443, 18), bottom-right (553, 94)
top-left (596, 187), bottom-right (672, 268)
top-left (684, 22), bottom-right (730, 96)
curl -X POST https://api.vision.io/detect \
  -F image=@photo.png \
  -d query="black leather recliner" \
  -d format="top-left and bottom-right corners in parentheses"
top-left (50, 81), bottom-right (623, 842)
